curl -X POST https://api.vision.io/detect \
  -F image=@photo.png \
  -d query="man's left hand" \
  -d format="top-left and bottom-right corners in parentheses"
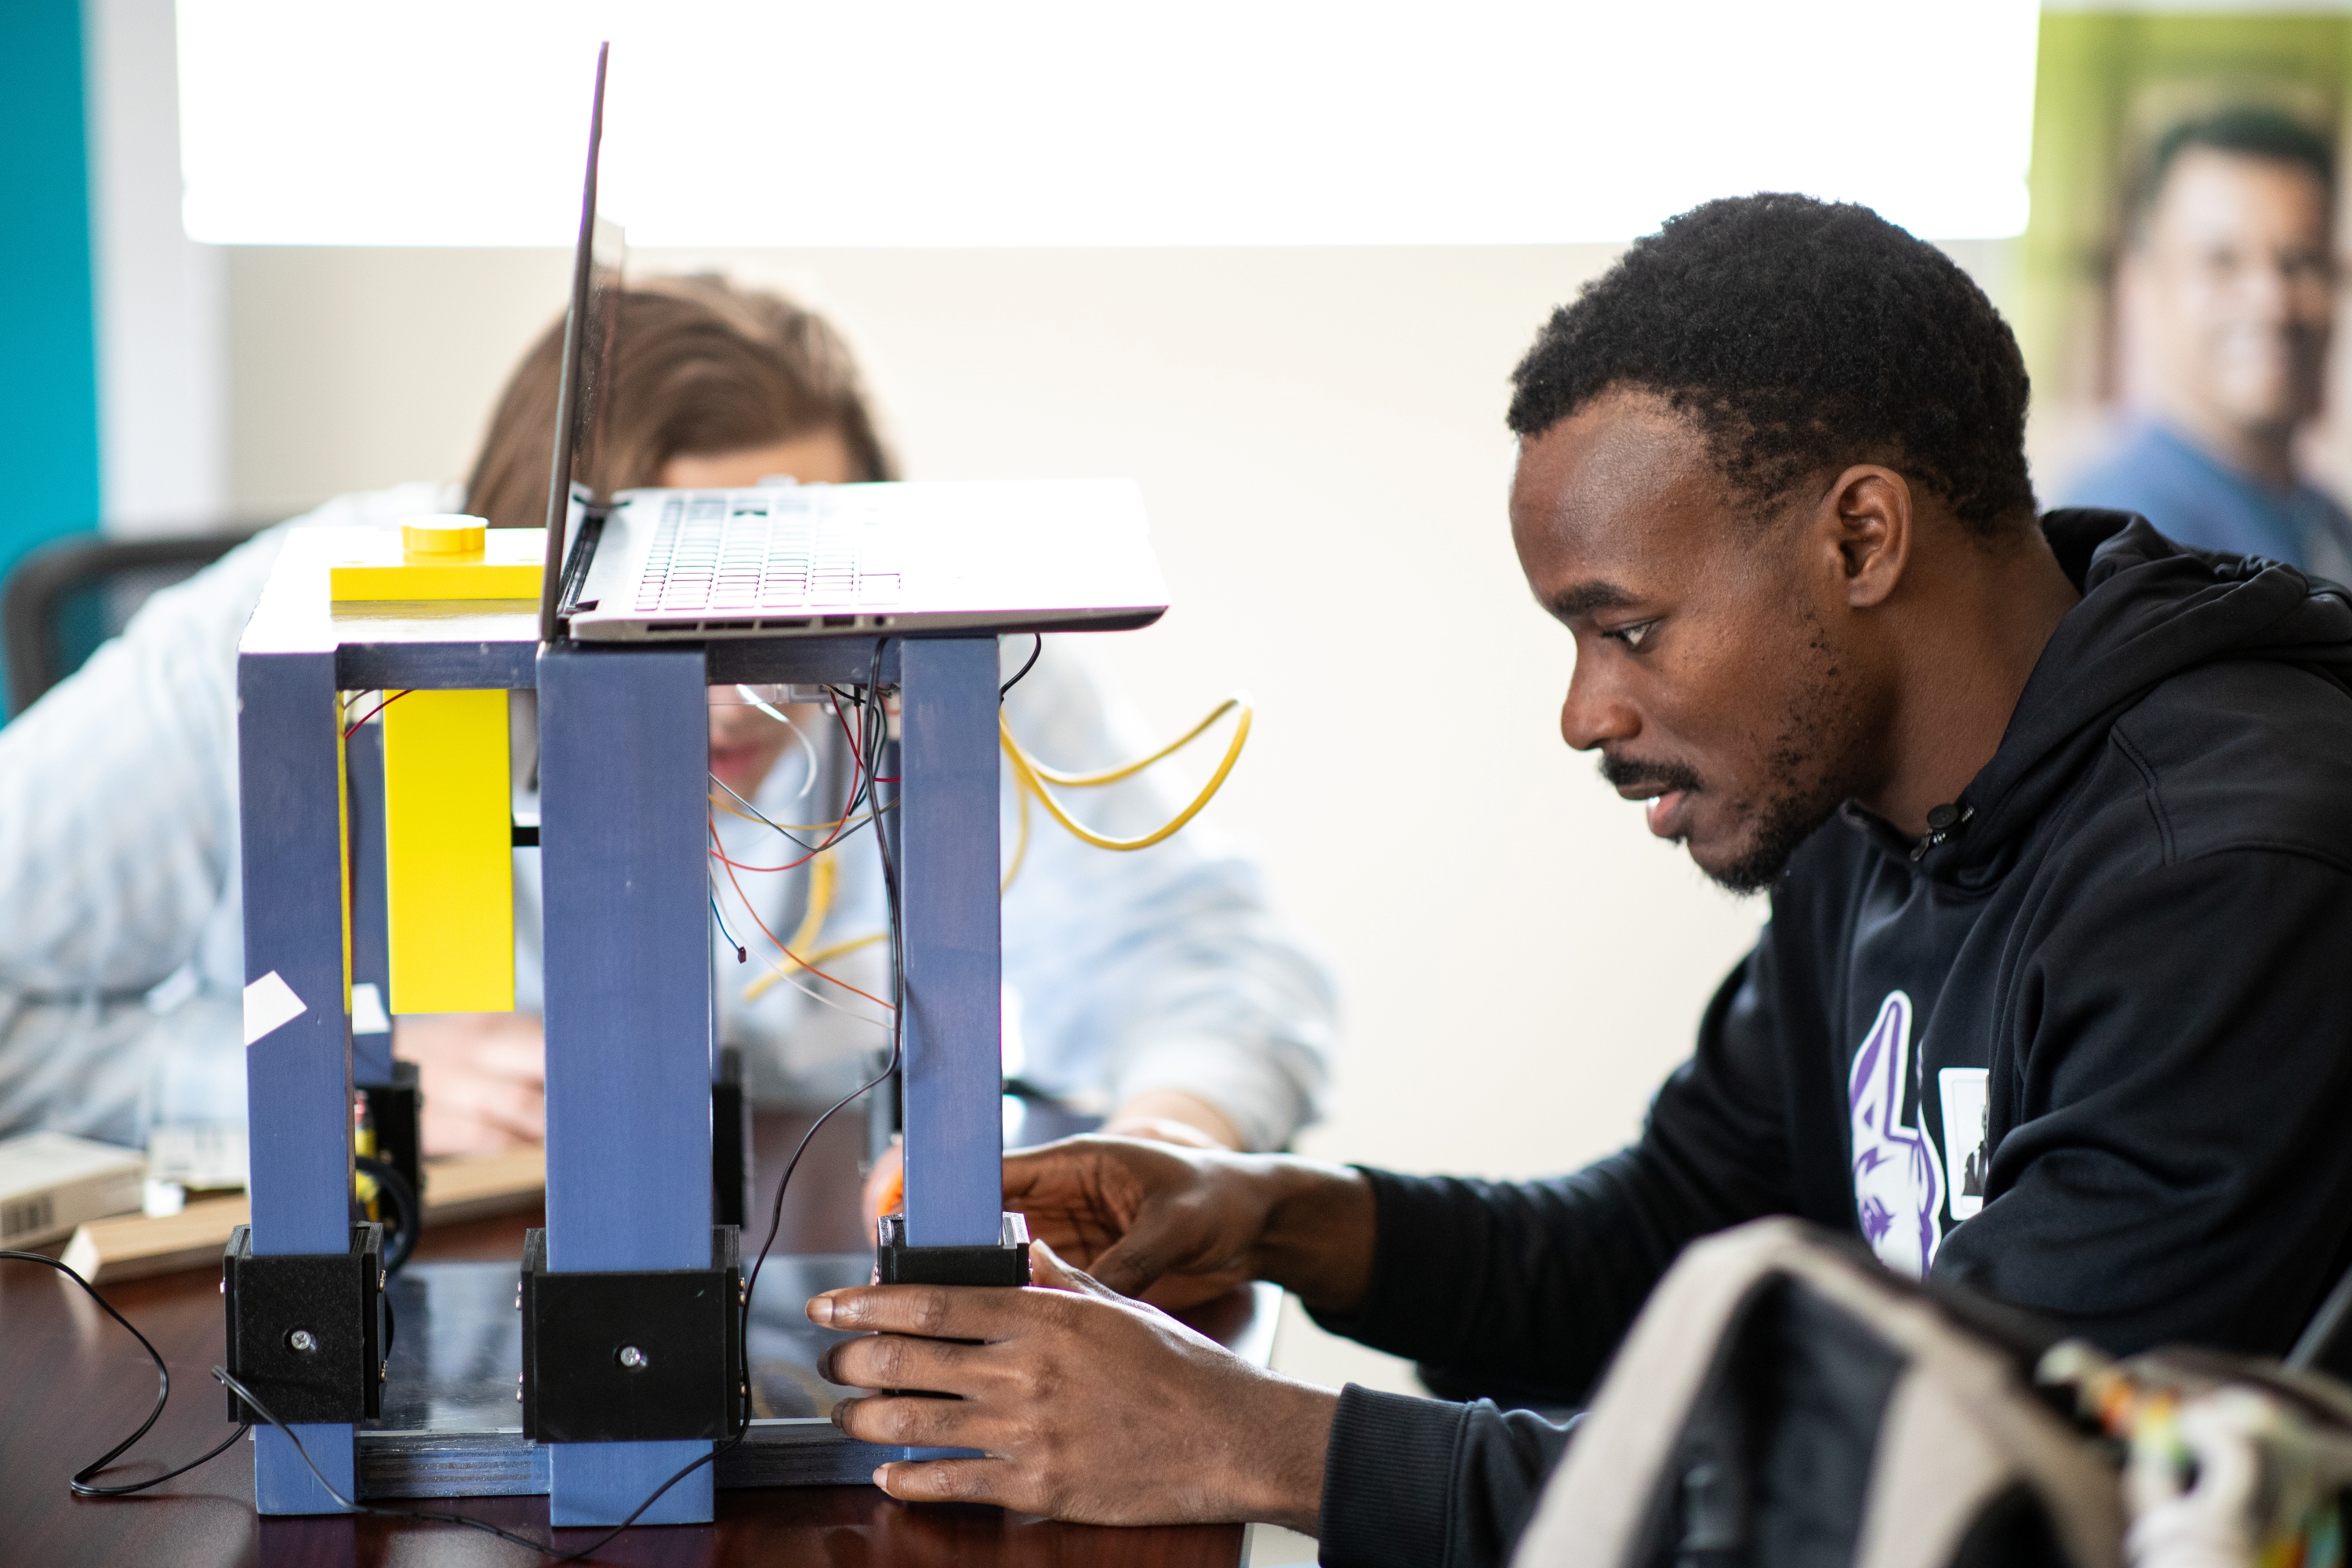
top-left (809, 1241), bottom-right (1333, 1532)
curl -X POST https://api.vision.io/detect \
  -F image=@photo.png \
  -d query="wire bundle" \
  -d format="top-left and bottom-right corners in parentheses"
top-left (720, 634), bottom-right (1253, 1005)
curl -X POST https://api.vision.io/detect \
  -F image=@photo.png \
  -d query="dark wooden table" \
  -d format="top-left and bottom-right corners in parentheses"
top-left (0, 1112), bottom-right (1250, 1567)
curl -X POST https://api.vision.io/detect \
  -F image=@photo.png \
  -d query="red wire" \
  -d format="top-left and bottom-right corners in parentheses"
top-left (341, 689), bottom-right (412, 739)
top-left (710, 844), bottom-right (821, 875)
top-left (829, 690), bottom-right (868, 771)
top-left (709, 812), bottom-right (895, 1011)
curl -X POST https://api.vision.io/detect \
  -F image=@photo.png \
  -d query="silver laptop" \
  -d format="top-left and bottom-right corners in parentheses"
top-left (565, 477), bottom-right (1167, 641)
top-left (539, 48), bottom-right (1167, 644)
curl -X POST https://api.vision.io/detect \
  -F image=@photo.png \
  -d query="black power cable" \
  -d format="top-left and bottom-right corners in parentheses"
top-left (0, 1249), bottom-right (252, 1495)
top-left (1000, 632), bottom-right (1043, 701)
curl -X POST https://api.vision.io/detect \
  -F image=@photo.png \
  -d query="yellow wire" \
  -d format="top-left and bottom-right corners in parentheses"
top-left (709, 794), bottom-right (884, 833)
top-left (737, 694), bottom-right (1250, 1000)
top-left (1011, 696), bottom-right (1248, 788)
top-left (1002, 768), bottom-right (1033, 895)
top-left (739, 851), bottom-right (837, 1003)
top-left (1000, 695), bottom-right (1251, 853)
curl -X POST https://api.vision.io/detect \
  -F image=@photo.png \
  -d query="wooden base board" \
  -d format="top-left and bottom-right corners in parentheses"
top-left (60, 1147), bottom-right (546, 1284)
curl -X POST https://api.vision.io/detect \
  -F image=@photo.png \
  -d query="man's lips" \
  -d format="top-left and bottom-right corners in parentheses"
top-left (1643, 790), bottom-right (1690, 839)
top-left (1601, 754), bottom-right (1703, 840)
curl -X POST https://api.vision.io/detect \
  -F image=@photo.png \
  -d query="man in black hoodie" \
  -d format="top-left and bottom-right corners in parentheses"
top-left (803, 194), bottom-right (2352, 1564)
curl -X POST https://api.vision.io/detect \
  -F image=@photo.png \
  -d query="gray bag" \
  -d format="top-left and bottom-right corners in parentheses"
top-left (1509, 1218), bottom-right (2124, 1568)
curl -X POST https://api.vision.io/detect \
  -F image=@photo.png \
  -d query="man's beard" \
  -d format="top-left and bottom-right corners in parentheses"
top-left (1597, 675), bottom-right (1853, 896)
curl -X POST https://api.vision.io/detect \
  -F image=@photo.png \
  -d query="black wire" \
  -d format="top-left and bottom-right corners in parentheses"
top-left (0, 1249), bottom-right (253, 1496)
top-left (215, 1366), bottom-right (716, 1561)
top-left (1000, 632), bottom-right (1043, 700)
top-left (708, 768), bottom-right (895, 858)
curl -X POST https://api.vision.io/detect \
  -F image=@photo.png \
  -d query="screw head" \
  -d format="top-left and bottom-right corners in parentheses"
top-left (617, 1345), bottom-right (649, 1371)
top-left (288, 1329), bottom-right (318, 1354)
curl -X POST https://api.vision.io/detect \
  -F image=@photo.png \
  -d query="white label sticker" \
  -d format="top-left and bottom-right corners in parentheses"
top-left (350, 982), bottom-right (391, 1036)
top-left (1938, 1068), bottom-right (1991, 1221)
top-left (242, 971), bottom-right (307, 1047)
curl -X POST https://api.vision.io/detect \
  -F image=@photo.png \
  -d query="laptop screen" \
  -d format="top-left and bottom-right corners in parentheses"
top-left (539, 42), bottom-right (614, 643)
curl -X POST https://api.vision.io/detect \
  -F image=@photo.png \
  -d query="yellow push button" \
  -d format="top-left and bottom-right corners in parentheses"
top-left (329, 521), bottom-right (546, 602)
top-left (401, 515), bottom-right (488, 559)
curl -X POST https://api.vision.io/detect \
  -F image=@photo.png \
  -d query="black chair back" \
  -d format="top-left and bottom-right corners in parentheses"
top-left (3, 530), bottom-right (262, 716)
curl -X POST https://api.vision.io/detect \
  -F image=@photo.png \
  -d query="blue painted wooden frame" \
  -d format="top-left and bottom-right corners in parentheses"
top-left (237, 648), bottom-right (358, 1513)
top-left (343, 723), bottom-right (395, 1087)
top-left (895, 638), bottom-right (1004, 1247)
top-left (536, 643), bottom-right (716, 1525)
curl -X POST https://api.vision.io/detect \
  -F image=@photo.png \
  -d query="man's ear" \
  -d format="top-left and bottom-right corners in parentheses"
top-left (1820, 465), bottom-right (1911, 609)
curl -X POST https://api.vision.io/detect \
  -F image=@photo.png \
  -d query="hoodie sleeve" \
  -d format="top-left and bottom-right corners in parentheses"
top-left (1316, 1386), bottom-right (1579, 1568)
top-left (1933, 847), bottom-right (2352, 1364)
top-left (1300, 937), bottom-right (1799, 1566)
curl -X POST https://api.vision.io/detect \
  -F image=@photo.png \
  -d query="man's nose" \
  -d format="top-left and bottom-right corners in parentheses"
top-left (1560, 664), bottom-right (1639, 753)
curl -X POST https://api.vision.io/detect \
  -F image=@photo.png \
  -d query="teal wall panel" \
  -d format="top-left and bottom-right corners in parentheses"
top-left (0, 0), bottom-right (102, 712)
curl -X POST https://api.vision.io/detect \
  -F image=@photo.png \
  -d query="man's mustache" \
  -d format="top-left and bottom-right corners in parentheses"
top-left (1597, 753), bottom-right (1703, 797)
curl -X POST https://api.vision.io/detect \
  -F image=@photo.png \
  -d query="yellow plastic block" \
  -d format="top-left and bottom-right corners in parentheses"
top-left (330, 520), bottom-right (546, 602)
top-left (382, 688), bottom-right (515, 1013)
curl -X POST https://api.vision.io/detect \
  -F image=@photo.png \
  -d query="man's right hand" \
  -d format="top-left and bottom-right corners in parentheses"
top-left (1002, 1136), bottom-right (1377, 1314)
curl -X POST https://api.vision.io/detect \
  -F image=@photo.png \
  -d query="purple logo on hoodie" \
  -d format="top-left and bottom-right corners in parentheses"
top-left (1849, 990), bottom-right (1944, 1278)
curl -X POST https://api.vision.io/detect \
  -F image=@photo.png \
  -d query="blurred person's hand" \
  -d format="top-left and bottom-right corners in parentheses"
top-left (395, 1011), bottom-right (546, 1156)
top-left (1101, 1088), bottom-right (1242, 1151)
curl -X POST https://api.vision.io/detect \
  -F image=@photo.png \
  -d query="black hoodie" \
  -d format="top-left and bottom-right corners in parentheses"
top-left (1309, 514), bottom-right (2352, 1568)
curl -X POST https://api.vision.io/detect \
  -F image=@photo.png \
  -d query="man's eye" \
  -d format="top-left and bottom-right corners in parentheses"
top-left (1607, 621), bottom-right (1657, 650)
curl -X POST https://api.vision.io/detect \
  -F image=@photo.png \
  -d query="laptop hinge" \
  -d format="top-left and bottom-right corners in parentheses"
top-left (554, 504), bottom-right (608, 629)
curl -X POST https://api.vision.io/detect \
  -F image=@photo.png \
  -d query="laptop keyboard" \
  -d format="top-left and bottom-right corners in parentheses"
top-left (632, 492), bottom-right (901, 615)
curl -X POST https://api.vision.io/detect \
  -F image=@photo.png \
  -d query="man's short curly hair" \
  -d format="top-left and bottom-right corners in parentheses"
top-left (1506, 194), bottom-right (2036, 537)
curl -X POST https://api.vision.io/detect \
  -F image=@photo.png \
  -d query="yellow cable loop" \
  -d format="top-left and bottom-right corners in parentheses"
top-left (735, 696), bottom-right (1248, 1000)
top-left (1000, 695), bottom-right (1251, 852)
top-left (1000, 768), bottom-right (1033, 895)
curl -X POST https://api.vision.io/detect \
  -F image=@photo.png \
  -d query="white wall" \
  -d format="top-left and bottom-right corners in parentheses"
top-left (84, 0), bottom-right (228, 534)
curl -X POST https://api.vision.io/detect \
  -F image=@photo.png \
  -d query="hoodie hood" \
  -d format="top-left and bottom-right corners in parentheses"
top-left (1896, 510), bottom-right (2352, 887)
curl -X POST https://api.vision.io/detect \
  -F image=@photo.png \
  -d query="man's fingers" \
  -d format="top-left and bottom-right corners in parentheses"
top-left (821, 1331), bottom-right (981, 1395)
top-left (1026, 1239), bottom-right (1120, 1302)
top-left (833, 1392), bottom-right (985, 1450)
top-left (872, 1457), bottom-right (1014, 1506)
top-left (1083, 1231), bottom-right (1169, 1298)
top-left (809, 1282), bottom-right (1058, 1341)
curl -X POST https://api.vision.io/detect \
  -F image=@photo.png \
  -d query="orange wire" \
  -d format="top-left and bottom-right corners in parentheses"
top-left (712, 844), bottom-right (820, 875)
top-left (710, 813), bottom-right (895, 1011)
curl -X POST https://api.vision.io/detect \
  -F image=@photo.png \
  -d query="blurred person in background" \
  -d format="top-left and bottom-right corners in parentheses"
top-left (2064, 108), bottom-right (2352, 578)
top-left (0, 276), bottom-right (1334, 1171)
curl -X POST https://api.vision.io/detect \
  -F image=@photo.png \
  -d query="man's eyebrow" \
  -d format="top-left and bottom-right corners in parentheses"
top-left (1542, 581), bottom-right (1640, 620)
